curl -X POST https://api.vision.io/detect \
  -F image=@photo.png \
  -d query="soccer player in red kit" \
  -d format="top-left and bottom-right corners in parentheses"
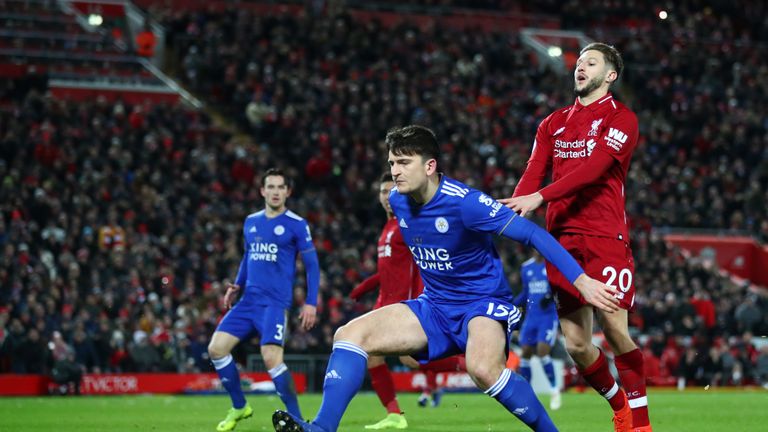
top-left (349, 173), bottom-right (424, 429)
top-left (501, 43), bottom-right (651, 432)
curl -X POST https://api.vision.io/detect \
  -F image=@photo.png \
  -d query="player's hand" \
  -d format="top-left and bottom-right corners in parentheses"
top-left (223, 283), bottom-right (241, 309)
top-left (299, 304), bottom-right (317, 331)
top-left (572, 274), bottom-right (620, 313)
top-left (499, 192), bottom-right (544, 217)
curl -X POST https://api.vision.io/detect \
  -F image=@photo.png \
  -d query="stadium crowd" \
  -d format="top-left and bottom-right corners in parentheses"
top-left (1, 1), bottom-right (767, 390)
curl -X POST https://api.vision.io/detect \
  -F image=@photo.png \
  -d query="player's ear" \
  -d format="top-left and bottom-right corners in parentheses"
top-left (424, 157), bottom-right (437, 175)
top-left (605, 69), bottom-right (618, 85)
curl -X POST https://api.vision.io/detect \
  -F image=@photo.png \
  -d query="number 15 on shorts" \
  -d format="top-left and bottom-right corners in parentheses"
top-left (486, 302), bottom-right (522, 332)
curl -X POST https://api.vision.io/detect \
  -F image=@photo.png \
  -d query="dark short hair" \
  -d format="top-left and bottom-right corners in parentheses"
top-left (261, 168), bottom-right (292, 188)
top-left (380, 172), bottom-right (393, 183)
top-left (581, 42), bottom-right (624, 80)
top-left (385, 125), bottom-right (440, 162)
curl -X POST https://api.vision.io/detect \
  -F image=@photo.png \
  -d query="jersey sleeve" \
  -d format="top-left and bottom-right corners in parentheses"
top-left (235, 234), bottom-right (247, 287)
top-left (498, 216), bottom-right (584, 285)
top-left (513, 114), bottom-right (554, 197)
top-left (295, 220), bottom-right (319, 306)
top-left (595, 109), bottom-right (639, 163)
top-left (295, 220), bottom-right (316, 253)
top-left (514, 270), bottom-right (529, 307)
top-left (460, 190), bottom-right (519, 234)
top-left (538, 149), bottom-right (615, 202)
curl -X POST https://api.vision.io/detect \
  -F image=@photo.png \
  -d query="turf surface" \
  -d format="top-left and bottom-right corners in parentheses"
top-left (1, 388), bottom-right (766, 431)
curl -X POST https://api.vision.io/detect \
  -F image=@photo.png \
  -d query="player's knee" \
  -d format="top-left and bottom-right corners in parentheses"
top-left (564, 339), bottom-right (591, 362)
top-left (207, 341), bottom-right (229, 359)
top-left (466, 362), bottom-right (503, 390)
top-left (333, 323), bottom-right (365, 346)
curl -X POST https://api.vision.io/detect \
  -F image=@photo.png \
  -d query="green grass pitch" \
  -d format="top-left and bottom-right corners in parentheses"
top-left (1, 388), bottom-right (766, 431)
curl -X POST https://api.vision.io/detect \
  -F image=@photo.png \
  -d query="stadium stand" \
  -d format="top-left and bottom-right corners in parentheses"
top-left (1, 0), bottom-right (766, 392)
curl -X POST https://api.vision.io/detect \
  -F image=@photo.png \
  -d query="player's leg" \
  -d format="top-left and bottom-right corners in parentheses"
top-left (209, 330), bottom-right (253, 431)
top-left (262, 344), bottom-right (302, 419)
top-left (537, 318), bottom-right (561, 409)
top-left (519, 344), bottom-right (535, 382)
top-left (591, 236), bottom-right (650, 431)
top-left (260, 308), bottom-right (302, 419)
top-left (597, 308), bottom-right (651, 431)
top-left (364, 355), bottom-right (407, 430)
top-left (560, 307), bottom-right (631, 431)
top-left (417, 355), bottom-right (465, 407)
top-left (536, 341), bottom-right (561, 410)
top-left (275, 303), bottom-right (428, 432)
top-left (465, 316), bottom-right (557, 431)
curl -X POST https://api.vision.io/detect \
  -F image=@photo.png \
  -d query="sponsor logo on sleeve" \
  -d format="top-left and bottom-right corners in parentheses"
top-left (478, 194), bottom-right (503, 217)
top-left (605, 127), bottom-right (628, 151)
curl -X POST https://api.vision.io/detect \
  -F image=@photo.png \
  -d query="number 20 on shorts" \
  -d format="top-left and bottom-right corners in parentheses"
top-left (602, 266), bottom-right (632, 299)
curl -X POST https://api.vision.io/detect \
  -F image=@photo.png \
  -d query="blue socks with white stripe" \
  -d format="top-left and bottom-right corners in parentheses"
top-left (312, 341), bottom-right (368, 432)
top-left (486, 368), bottom-right (557, 431)
top-left (269, 363), bottom-right (302, 419)
top-left (212, 354), bottom-right (246, 409)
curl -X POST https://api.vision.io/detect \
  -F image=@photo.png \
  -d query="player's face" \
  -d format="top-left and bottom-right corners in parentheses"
top-left (379, 180), bottom-right (394, 215)
top-left (261, 175), bottom-right (290, 211)
top-left (574, 49), bottom-right (614, 97)
top-left (388, 151), bottom-right (430, 194)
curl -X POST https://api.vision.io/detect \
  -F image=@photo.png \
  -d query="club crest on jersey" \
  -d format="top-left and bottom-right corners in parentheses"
top-left (435, 217), bottom-right (449, 233)
top-left (588, 118), bottom-right (603, 136)
top-left (274, 225), bottom-right (285, 235)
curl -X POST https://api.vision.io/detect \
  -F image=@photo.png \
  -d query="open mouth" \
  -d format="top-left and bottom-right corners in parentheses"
top-left (576, 74), bottom-right (588, 84)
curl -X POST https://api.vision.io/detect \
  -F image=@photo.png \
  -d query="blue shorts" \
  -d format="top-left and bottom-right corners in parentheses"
top-left (519, 315), bottom-right (559, 347)
top-left (404, 295), bottom-right (520, 362)
top-left (216, 298), bottom-right (288, 346)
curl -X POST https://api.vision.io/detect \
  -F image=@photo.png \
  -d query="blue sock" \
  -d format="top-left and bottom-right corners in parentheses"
top-left (541, 355), bottom-right (557, 390)
top-left (270, 363), bottom-right (302, 419)
top-left (313, 341), bottom-right (368, 432)
top-left (212, 354), bottom-right (246, 409)
top-left (486, 369), bottom-right (558, 431)
top-left (519, 358), bottom-right (532, 382)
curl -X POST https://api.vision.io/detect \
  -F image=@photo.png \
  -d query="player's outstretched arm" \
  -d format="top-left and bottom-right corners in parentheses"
top-left (350, 273), bottom-right (380, 300)
top-left (499, 215), bottom-right (619, 313)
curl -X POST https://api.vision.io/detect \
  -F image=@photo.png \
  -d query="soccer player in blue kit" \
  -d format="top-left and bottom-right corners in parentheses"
top-left (209, 168), bottom-right (320, 432)
top-left (271, 126), bottom-right (619, 432)
top-left (515, 251), bottom-right (562, 410)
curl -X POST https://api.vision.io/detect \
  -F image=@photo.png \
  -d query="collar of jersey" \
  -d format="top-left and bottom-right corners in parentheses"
top-left (572, 92), bottom-right (613, 113)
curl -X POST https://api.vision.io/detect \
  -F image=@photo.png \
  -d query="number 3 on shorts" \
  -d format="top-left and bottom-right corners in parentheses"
top-left (275, 324), bottom-right (284, 340)
top-left (602, 266), bottom-right (632, 299)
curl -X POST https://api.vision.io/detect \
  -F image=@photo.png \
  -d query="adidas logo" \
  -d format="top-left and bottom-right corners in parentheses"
top-left (221, 378), bottom-right (229, 383)
top-left (249, 226), bottom-right (257, 233)
top-left (513, 406), bottom-right (529, 416)
top-left (325, 370), bottom-right (341, 380)
top-left (399, 219), bottom-right (408, 229)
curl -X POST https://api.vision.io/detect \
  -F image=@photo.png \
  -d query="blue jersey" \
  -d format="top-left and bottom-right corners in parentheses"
top-left (234, 209), bottom-right (319, 309)
top-left (389, 176), bottom-right (520, 304)
top-left (515, 258), bottom-right (557, 317)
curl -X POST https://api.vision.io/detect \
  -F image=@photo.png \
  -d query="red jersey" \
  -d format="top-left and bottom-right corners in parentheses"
top-left (514, 93), bottom-right (639, 241)
top-left (350, 217), bottom-right (423, 307)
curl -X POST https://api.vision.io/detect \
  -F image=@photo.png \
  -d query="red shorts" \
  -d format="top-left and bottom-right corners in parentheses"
top-left (545, 233), bottom-right (636, 316)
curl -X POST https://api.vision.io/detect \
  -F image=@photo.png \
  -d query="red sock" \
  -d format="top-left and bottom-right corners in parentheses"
top-left (615, 348), bottom-right (650, 427)
top-left (579, 349), bottom-right (626, 412)
top-left (369, 364), bottom-right (400, 414)
top-left (419, 355), bottom-right (466, 372)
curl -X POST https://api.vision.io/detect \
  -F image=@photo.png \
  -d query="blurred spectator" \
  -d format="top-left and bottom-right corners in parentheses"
top-left (135, 23), bottom-right (157, 57)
